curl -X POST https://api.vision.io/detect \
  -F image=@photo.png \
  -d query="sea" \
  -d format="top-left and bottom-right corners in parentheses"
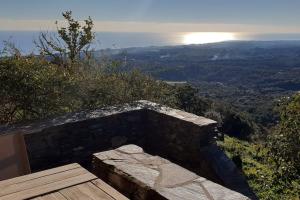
top-left (1, 31), bottom-right (300, 54)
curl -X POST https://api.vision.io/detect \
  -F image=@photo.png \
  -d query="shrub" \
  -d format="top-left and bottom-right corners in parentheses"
top-left (268, 94), bottom-right (300, 180)
top-left (0, 53), bottom-right (177, 125)
top-left (0, 55), bottom-right (73, 124)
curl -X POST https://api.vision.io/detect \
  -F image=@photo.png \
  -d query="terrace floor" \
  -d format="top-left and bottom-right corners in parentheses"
top-left (0, 163), bottom-right (128, 200)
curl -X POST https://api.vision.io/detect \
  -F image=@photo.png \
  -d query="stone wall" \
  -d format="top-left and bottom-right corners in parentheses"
top-left (143, 110), bottom-right (253, 193)
top-left (24, 110), bottom-right (146, 171)
top-left (143, 109), bottom-right (221, 183)
top-left (0, 100), bottom-right (256, 199)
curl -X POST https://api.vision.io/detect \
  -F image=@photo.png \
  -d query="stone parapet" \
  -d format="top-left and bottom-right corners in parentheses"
top-left (0, 100), bottom-right (256, 199)
top-left (93, 144), bottom-right (250, 200)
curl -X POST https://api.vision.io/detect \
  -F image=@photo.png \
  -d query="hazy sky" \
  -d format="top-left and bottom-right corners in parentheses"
top-left (0, 0), bottom-right (300, 33)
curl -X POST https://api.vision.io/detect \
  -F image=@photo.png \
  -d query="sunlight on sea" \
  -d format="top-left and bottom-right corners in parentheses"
top-left (1, 31), bottom-right (300, 54)
top-left (182, 32), bottom-right (236, 44)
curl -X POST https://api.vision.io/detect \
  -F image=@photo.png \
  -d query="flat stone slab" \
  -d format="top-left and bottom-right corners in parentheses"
top-left (93, 145), bottom-right (250, 200)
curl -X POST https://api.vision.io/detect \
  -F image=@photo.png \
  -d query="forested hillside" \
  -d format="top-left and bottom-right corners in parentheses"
top-left (107, 41), bottom-right (300, 128)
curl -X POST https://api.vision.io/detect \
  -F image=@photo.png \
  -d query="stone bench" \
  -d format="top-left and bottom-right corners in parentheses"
top-left (93, 145), bottom-right (250, 200)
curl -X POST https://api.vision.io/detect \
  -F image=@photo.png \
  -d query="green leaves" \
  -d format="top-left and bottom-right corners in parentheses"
top-left (219, 135), bottom-right (300, 200)
top-left (268, 93), bottom-right (300, 180)
top-left (0, 11), bottom-right (179, 125)
top-left (0, 52), bottom-right (177, 125)
top-left (35, 11), bottom-right (95, 69)
top-left (0, 55), bottom-right (73, 124)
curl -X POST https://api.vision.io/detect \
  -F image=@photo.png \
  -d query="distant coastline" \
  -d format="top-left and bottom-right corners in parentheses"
top-left (1, 31), bottom-right (300, 54)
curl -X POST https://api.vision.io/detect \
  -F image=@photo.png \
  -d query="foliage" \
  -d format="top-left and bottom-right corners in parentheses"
top-left (268, 93), bottom-right (300, 180)
top-left (220, 112), bottom-right (255, 139)
top-left (2, 11), bottom-right (299, 199)
top-left (174, 85), bottom-right (210, 115)
top-left (173, 84), bottom-right (259, 138)
top-left (219, 94), bottom-right (300, 199)
top-left (0, 53), bottom-right (73, 124)
top-left (0, 49), bottom-right (177, 125)
top-left (218, 135), bottom-right (300, 200)
top-left (0, 10), bottom-right (178, 125)
top-left (35, 11), bottom-right (95, 69)
top-left (71, 69), bottom-right (177, 110)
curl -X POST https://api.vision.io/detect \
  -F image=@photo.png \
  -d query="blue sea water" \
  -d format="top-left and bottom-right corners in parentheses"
top-left (1, 31), bottom-right (300, 54)
top-left (0, 31), bottom-right (183, 54)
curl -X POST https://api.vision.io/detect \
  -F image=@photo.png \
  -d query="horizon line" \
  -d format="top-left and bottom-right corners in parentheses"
top-left (1, 19), bottom-right (300, 33)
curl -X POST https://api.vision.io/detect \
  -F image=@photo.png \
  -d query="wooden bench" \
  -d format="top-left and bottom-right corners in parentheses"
top-left (0, 163), bottom-right (128, 200)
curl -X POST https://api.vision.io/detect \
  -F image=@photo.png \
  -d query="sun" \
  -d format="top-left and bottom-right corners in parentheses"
top-left (183, 32), bottom-right (235, 45)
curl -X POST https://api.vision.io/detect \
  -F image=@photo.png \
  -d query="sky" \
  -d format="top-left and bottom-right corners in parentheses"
top-left (0, 0), bottom-right (300, 33)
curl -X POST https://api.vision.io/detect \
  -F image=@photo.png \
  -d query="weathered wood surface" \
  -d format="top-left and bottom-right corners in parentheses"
top-left (0, 163), bottom-right (128, 200)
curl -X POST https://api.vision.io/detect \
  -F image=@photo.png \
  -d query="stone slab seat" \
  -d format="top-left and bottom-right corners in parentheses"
top-left (92, 144), bottom-right (251, 200)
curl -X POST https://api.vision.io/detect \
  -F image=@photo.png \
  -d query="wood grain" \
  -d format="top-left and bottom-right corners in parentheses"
top-left (92, 179), bottom-right (129, 200)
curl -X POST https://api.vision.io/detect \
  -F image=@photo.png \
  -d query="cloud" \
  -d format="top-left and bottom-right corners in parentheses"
top-left (0, 19), bottom-right (300, 33)
top-left (0, 19), bottom-right (56, 31)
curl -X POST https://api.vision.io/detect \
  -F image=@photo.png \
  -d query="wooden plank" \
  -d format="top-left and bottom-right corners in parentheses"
top-left (0, 133), bottom-right (31, 181)
top-left (0, 167), bottom-right (88, 196)
top-left (0, 172), bottom-right (96, 200)
top-left (59, 186), bottom-right (93, 200)
top-left (91, 179), bottom-right (129, 200)
top-left (59, 182), bottom-right (114, 200)
top-left (31, 192), bottom-right (67, 200)
top-left (0, 163), bottom-right (81, 188)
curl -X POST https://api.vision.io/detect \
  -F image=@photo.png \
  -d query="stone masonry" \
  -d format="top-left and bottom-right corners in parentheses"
top-left (93, 144), bottom-right (250, 200)
top-left (0, 100), bottom-right (257, 199)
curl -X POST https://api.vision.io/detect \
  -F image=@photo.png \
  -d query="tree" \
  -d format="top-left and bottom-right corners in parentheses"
top-left (0, 52), bottom-right (73, 124)
top-left (175, 85), bottom-right (210, 115)
top-left (35, 11), bottom-right (95, 69)
top-left (268, 93), bottom-right (300, 179)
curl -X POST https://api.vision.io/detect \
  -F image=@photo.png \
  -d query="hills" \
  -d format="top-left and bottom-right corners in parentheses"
top-left (101, 41), bottom-right (300, 127)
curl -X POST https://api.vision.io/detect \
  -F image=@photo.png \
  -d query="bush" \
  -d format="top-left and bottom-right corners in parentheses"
top-left (0, 53), bottom-right (177, 125)
top-left (268, 94), bottom-right (300, 180)
top-left (72, 69), bottom-right (177, 110)
top-left (0, 55), bottom-right (73, 124)
top-left (218, 135), bottom-right (300, 200)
